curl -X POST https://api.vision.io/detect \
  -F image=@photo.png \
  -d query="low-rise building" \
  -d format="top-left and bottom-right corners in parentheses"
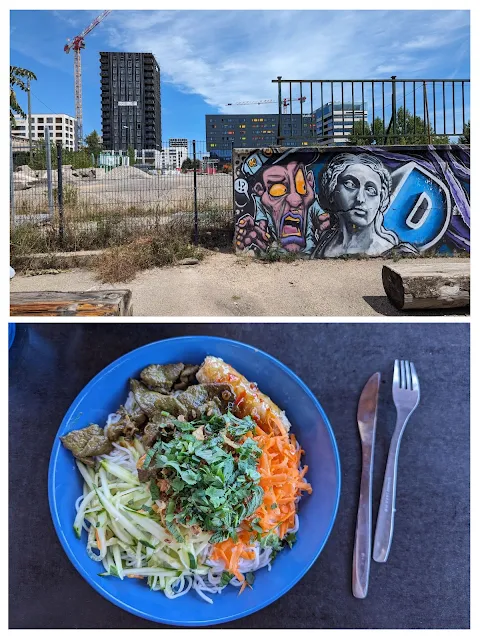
top-left (12, 113), bottom-right (77, 150)
top-left (205, 113), bottom-right (315, 160)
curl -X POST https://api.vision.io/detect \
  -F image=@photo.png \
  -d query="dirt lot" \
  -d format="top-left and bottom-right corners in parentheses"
top-left (10, 253), bottom-right (469, 317)
top-left (13, 170), bottom-right (232, 214)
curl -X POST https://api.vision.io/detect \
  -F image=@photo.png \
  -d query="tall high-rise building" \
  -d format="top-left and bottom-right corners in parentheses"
top-left (205, 114), bottom-right (315, 160)
top-left (315, 102), bottom-right (368, 145)
top-left (100, 52), bottom-right (161, 152)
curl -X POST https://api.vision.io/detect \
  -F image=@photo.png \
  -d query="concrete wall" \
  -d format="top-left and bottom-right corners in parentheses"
top-left (233, 145), bottom-right (470, 257)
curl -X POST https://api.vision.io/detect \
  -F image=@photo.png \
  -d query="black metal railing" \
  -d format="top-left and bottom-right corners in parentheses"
top-left (272, 76), bottom-right (470, 145)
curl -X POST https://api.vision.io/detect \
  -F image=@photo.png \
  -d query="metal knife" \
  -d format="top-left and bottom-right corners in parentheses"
top-left (352, 372), bottom-right (381, 599)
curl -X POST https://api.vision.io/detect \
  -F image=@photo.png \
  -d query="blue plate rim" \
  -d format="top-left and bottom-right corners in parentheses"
top-left (8, 323), bottom-right (16, 350)
top-left (48, 335), bottom-right (341, 627)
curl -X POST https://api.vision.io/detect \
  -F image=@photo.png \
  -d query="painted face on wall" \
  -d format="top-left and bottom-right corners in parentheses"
top-left (253, 161), bottom-right (315, 251)
top-left (333, 164), bottom-right (382, 227)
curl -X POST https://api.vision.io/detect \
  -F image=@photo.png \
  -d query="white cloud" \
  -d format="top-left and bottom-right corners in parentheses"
top-left (52, 10), bottom-right (82, 28)
top-left (102, 10), bottom-right (469, 114)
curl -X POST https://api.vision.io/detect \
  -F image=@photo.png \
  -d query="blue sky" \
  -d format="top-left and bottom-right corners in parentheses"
top-left (10, 9), bottom-right (470, 143)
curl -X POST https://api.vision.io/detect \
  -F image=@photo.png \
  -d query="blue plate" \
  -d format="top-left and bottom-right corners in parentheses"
top-left (48, 336), bottom-right (341, 626)
top-left (8, 323), bottom-right (16, 350)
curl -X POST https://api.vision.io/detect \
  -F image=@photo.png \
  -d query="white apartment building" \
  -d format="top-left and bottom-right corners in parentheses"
top-left (315, 102), bottom-right (368, 145)
top-left (169, 138), bottom-right (188, 151)
top-left (12, 114), bottom-right (77, 151)
top-left (160, 145), bottom-right (188, 171)
top-left (135, 149), bottom-right (162, 169)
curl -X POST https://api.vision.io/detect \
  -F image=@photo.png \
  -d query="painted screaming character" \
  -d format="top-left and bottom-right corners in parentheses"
top-left (313, 153), bottom-right (417, 257)
top-left (235, 150), bottom-right (329, 254)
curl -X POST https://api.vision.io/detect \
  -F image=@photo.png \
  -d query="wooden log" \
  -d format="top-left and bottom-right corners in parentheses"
top-left (10, 290), bottom-right (133, 316)
top-left (382, 262), bottom-right (470, 310)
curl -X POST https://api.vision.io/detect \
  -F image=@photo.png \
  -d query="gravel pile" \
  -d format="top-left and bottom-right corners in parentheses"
top-left (107, 165), bottom-right (153, 180)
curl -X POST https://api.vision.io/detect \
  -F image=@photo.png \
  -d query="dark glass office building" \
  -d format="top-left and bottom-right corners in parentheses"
top-left (100, 52), bottom-right (161, 152)
top-left (205, 114), bottom-right (315, 160)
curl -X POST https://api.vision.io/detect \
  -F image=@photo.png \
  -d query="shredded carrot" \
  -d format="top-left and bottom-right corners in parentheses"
top-left (210, 418), bottom-right (312, 585)
top-left (137, 454), bottom-right (146, 469)
top-left (201, 358), bottom-right (312, 590)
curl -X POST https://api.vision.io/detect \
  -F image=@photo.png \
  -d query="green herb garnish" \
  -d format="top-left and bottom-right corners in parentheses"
top-left (140, 417), bottom-right (264, 543)
top-left (220, 571), bottom-right (234, 586)
top-left (285, 532), bottom-right (297, 549)
top-left (245, 571), bottom-right (255, 586)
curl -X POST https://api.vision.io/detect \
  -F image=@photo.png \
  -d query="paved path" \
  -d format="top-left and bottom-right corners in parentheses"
top-left (10, 253), bottom-right (469, 317)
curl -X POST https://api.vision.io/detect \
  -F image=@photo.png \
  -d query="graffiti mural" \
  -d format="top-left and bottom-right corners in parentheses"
top-left (233, 146), bottom-right (470, 257)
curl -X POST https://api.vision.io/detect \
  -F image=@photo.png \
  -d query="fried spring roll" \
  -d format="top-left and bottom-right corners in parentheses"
top-left (197, 356), bottom-right (290, 436)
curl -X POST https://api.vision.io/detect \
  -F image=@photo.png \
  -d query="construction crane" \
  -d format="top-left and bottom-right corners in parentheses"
top-left (64, 10), bottom-right (111, 148)
top-left (225, 96), bottom-right (306, 113)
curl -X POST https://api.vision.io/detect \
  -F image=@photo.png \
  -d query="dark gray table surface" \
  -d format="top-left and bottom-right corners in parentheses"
top-left (9, 323), bottom-right (470, 629)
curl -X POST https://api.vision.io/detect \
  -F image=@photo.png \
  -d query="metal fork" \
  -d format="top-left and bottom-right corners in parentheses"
top-left (373, 360), bottom-right (420, 563)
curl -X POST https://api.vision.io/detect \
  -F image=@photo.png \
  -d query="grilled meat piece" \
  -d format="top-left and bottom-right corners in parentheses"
top-left (140, 363), bottom-right (185, 393)
top-left (61, 424), bottom-right (113, 462)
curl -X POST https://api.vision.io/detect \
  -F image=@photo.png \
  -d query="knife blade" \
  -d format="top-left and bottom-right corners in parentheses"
top-left (352, 372), bottom-right (381, 599)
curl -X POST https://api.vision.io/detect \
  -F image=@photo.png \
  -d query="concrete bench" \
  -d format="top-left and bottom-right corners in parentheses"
top-left (10, 290), bottom-right (133, 316)
top-left (382, 262), bottom-right (470, 310)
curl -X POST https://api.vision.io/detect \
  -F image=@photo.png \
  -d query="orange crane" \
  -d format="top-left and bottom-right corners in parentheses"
top-left (64, 10), bottom-right (111, 148)
top-left (225, 96), bottom-right (306, 113)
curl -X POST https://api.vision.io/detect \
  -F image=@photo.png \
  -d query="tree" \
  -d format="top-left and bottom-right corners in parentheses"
top-left (387, 107), bottom-right (449, 144)
top-left (10, 65), bottom-right (37, 126)
top-left (127, 145), bottom-right (135, 167)
top-left (458, 121), bottom-right (470, 144)
top-left (181, 157), bottom-right (200, 171)
top-left (348, 108), bottom-right (449, 145)
top-left (85, 130), bottom-right (103, 159)
top-left (348, 117), bottom-right (391, 145)
top-left (348, 120), bottom-right (373, 145)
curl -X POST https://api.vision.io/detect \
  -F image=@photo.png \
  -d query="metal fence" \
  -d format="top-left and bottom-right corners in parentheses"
top-left (272, 77), bottom-right (470, 145)
top-left (10, 134), bottom-right (234, 251)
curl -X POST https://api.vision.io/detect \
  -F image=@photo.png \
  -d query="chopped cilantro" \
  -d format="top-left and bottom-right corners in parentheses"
top-left (140, 418), bottom-right (265, 543)
top-left (285, 533), bottom-right (297, 549)
top-left (149, 480), bottom-right (160, 501)
top-left (220, 571), bottom-right (234, 586)
top-left (245, 571), bottom-right (255, 586)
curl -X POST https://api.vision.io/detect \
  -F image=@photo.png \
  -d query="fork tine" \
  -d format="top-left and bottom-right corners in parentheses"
top-left (405, 360), bottom-right (412, 390)
top-left (410, 362), bottom-right (420, 392)
top-left (400, 360), bottom-right (406, 389)
top-left (393, 359), bottom-right (400, 389)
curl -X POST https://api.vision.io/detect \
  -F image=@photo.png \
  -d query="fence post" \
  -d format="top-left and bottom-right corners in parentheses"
top-left (231, 141), bottom-right (235, 225)
top-left (56, 142), bottom-right (64, 245)
top-left (276, 76), bottom-right (282, 145)
top-left (45, 127), bottom-right (54, 221)
top-left (10, 134), bottom-right (15, 229)
top-left (423, 82), bottom-right (432, 144)
top-left (193, 140), bottom-right (198, 246)
top-left (27, 77), bottom-right (33, 164)
top-left (391, 75), bottom-right (397, 142)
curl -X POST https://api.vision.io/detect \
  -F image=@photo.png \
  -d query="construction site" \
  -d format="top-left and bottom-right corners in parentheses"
top-left (10, 10), bottom-right (237, 254)
top-left (12, 157), bottom-right (232, 236)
